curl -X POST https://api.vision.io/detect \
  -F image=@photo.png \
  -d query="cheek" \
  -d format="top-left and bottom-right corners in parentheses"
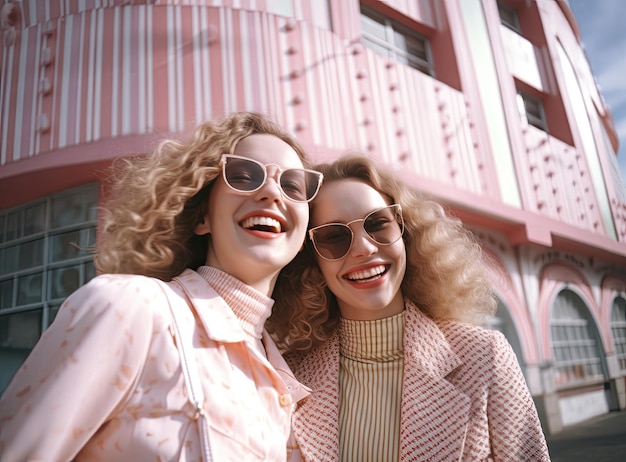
top-left (292, 205), bottom-right (310, 234)
top-left (317, 259), bottom-right (341, 287)
top-left (393, 242), bottom-right (407, 275)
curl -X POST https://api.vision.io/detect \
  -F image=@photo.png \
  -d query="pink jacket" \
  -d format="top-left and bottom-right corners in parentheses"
top-left (287, 301), bottom-right (551, 461)
top-left (0, 270), bottom-right (309, 462)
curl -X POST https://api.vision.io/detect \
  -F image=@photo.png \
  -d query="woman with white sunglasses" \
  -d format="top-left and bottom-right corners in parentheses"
top-left (269, 155), bottom-right (550, 461)
top-left (0, 112), bottom-right (323, 462)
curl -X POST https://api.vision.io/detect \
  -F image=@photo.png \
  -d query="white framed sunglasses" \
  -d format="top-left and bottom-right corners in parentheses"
top-left (308, 204), bottom-right (404, 261)
top-left (220, 154), bottom-right (323, 203)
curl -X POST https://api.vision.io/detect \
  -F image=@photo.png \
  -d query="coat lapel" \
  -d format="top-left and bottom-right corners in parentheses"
top-left (290, 333), bottom-right (341, 461)
top-left (291, 301), bottom-right (472, 462)
top-left (400, 302), bottom-right (471, 461)
top-left (170, 269), bottom-right (247, 343)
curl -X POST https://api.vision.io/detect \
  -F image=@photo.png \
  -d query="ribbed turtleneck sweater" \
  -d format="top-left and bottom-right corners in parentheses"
top-left (338, 312), bottom-right (405, 462)
top-left (196, 266), bottom-right (274, 356)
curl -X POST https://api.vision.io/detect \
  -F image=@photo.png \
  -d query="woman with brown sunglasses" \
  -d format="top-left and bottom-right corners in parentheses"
top-left (269, 154), bottom-right (550, 461)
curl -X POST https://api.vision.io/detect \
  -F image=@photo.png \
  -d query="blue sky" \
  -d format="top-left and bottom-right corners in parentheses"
top-left (568, 0), bottom-right (626, 183)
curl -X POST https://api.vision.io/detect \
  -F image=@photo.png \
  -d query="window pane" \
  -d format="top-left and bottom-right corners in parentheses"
top-left (0, 246), bottom-right (18, 275)
top-left (361, 12), bottom-right (386, 40)
top-left (498, 2), bottom-right (520, 32)
top-left (23, 203), bottom-right (45, 236)
top-left (394, 30), bottom-right (427, 60)
top-left (0, 310), bottom-right (43, 392)
top-left (49, 228), bottom-right (95, 263)
top-left (0, 214), bottom-right (5, 243)
top-left (49, 266), bottom-right (81, 300)
top-left (85, 260), bottom-right (96, 281)
top-left (50, 188), bottom-right (98, 229)
top-left (611, 297), bottom-right (626, 372)
top-left (18, 238), bottom-right (44, 270)
top-left (5, 211), bottom-right (18, 241)
top-left (0, 310), bottom-right (42, 348)
top-left (360, 6), bottom-right (432, 76)
top-left (17, 274), bottom-right (42, 306)
top-left (0, 279), bottom-right (14, 309)
top-left (48, 303), bottom-right (62, 328)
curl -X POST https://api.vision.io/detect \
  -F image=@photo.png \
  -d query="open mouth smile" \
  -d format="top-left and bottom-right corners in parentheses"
top-left (240, 215), bottom-right (284, 233)
top-left (344, 264), bottom-right (389, 282)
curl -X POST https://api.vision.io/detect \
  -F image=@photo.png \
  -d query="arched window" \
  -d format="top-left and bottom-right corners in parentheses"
top-left (550, 289), bottom-right (606, 387)
top-left (610, 297), bottom-right (626, 372)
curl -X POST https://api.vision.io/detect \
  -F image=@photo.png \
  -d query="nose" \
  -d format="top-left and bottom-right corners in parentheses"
top-left (348, 226), bottom-right (378, 257)
top-left (254, 167), bottom-right (284, 203)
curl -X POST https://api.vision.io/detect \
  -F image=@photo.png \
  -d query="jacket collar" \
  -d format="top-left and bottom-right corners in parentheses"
top-left (170, 269), bottom-right (310, 404)
top-left (292, 301), bottom-right (471, 461)
top-left (170, 269), bottom-right (249, 343)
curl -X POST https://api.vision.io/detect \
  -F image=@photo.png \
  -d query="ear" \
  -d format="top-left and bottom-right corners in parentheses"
top-left (194, 214), bottom-right (211, 235)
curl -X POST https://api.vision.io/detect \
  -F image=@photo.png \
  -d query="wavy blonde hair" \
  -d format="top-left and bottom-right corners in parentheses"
top-left (269, 155), bottom-right (496, 352)
top-left (94, 112), bottom-right (310, 281)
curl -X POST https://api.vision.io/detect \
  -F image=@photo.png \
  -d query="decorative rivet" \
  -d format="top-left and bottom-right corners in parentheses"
top-left (41, 47), bottom-right (53, 66)
top-left (39, 77), bottom-right (52, 94)
top-left (38, 113), bottom-right (50, 132)
top-left (42, 20), bottom-right (55, 36)
top-left (284, 18), bottom-right (297, 32)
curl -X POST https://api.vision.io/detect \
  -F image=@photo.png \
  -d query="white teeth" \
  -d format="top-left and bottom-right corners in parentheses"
top-left (346, 265), bottom-right (386, 281)
top-left (241, 216), bottom-right (282, 233)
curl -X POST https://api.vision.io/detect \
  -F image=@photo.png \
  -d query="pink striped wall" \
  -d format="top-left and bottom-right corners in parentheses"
top-left (1, 1), bottom-right (491, 197)
top-left (1, 0), bottom-right (625, 245)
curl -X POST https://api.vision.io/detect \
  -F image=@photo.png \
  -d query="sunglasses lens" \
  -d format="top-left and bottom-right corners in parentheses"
top-left (224, 158), bottom-right (265, 191)
top-left (311, 225), bottom-right (352, 260)
top-left (364, 206), bottom-right (403, 244)
top-left (280, 170), bottom-right (320, 202)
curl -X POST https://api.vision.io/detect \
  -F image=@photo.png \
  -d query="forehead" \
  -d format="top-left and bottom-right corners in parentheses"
top-left (312, 179), bottom-right (389, 225)
top-left (233, 134), bottom-right (303, 169)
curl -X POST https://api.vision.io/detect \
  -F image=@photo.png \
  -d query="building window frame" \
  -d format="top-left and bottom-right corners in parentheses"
top-left (497, 1), bottom-right (521, 33)
top-left (0, 183), bottom-right (99, 392)
top-left (611, 296), bottom-right (626, 372)
top-left (360, 4), bottom-right (434, 76)
top-left (550, 289), bottom-right (606, 388)
top-left (517, 91), bottom-right (549, 132)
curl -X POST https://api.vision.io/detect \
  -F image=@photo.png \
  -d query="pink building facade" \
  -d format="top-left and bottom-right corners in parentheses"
top-left (1, 0), bottom-right (625, 434)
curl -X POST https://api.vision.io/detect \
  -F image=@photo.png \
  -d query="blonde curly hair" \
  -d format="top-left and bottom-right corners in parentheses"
top-left (94, 112), bottom-right (310, 281)
top-left (269, 154), bottom-right (496, 352)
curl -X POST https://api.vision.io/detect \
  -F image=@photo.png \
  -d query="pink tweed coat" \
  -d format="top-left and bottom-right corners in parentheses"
top-left (286, 301), bottom-right (551, 461)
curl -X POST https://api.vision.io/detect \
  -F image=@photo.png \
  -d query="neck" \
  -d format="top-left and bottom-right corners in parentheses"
top-left (242, 272), bottom-right (279, 296)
